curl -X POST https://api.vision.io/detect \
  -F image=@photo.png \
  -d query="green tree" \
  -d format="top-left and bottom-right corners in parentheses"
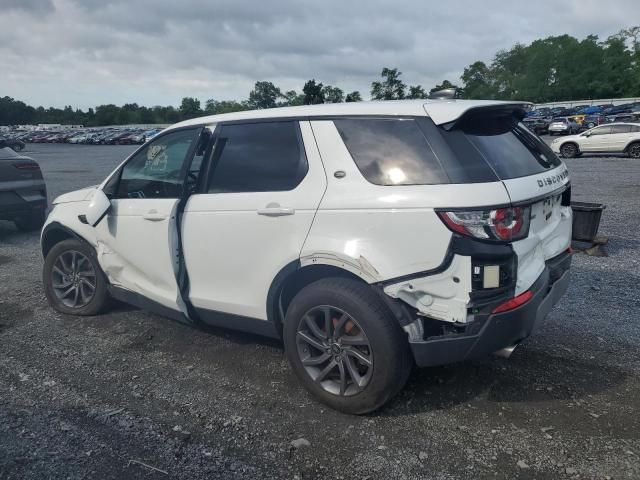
top-left (247, 81), bottom-right (282, 109)
top-left (204, 99), bottom-right (249, 115)
top-left (406, 85), bottom-right (427, 99)
top-left (371, 67), bottom-right (406, 100)
top-left (322, 85), bottom-right (344, 103)
top-left (345, 91), bottom-right (362, 102)
top-left (303, 80), bottom-right (325, 104)
top-left (461, 61), bottom-right (496, 99)
top-left (281, 90), bottom-right (305, 106)
top-left (179, 97), bottom-right (202, 119)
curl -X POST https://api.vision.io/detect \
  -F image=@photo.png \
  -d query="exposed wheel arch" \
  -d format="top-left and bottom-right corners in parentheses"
top-left (41, 222), bottom-right (91, 258)
top-left (268, 263), bottom-right (368, 336)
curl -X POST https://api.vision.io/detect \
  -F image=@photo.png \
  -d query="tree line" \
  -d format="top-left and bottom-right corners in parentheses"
top-left (1, 26), bottom-right (638, 126)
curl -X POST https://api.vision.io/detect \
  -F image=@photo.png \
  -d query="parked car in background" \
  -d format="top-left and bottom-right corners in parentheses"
top-left (0, 137), bottom-right (26, 152)
top-left (0, 147), bottom-right (47, 231)
top-left (40, 100), bottom-right (573, 414)
top-left (581, 114), bottom-right (606, 130)
top-left (548, 117), bottom-right (579, 135)
top-left (523, 116), bottom-right (550, 135)
top-left (551, 123), bottom-right (640, 158)
top-left (607, 113), bottom-right (639, 124)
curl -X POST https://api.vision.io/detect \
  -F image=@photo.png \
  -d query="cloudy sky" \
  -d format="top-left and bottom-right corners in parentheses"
top-left (1, 0), bottom-right (638, 109)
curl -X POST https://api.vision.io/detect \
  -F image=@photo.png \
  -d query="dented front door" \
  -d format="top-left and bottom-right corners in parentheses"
top-left (94, 127), bottom-right (204, 314)
top-left (95, 198), bottom-right (182, 311)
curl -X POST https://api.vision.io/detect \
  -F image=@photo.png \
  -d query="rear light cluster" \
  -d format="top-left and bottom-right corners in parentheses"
top-left (437, 206), bottom-right (531, 242)
top-left (12, 161), bottom-right (41, 171)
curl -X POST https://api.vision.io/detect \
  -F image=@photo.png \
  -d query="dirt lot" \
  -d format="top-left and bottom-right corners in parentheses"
top-left (1, 142), bottom-right (639, 479)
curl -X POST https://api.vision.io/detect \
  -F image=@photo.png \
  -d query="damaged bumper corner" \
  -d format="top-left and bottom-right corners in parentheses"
top-left (401, 251), bottom-right (571, 367)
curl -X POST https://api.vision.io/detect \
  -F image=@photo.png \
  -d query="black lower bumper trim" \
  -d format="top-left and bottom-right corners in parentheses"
top-left (410, 254), bottom-right (571, 367)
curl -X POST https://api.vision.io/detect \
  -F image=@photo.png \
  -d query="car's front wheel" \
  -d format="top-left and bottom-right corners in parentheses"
top-left (560, 143), bottom-right (579, 158)
top-left (283, 277), bottom-right (412, 414)
top-left (43, 239), bottom-right (109, 316)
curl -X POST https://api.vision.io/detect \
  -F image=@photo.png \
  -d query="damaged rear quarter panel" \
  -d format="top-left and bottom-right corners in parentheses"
top-left (383, 255), bottom-right (472, 324)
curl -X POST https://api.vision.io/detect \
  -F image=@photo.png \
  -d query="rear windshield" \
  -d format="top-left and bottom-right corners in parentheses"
top-left (334, 115), bottom-right (561, 185)
top-left (447, 115), bottom-right (562, 179)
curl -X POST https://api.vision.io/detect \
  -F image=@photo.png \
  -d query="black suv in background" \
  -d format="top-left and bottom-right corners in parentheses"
top-left (0, 147), bottom-right (47, 231)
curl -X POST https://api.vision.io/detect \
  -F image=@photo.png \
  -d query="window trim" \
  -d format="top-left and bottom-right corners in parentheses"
top-left (104, 126), bottom-right (204, 200)
top-left (203, 120), bottom-right (309, 194)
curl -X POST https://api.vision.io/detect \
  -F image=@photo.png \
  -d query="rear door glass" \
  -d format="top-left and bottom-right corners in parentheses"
top-left (611, 125), bottom-right (631, 134)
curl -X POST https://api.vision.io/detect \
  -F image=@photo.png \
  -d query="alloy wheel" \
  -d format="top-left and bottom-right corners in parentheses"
top-left (51, 250), bottom-right (97, 308)
top-left (561, 144), bottom-right (577, 158)
top-left (296, 306), bottom-right (373, 396)
top-left (629, 144), bottom-right (640, 159)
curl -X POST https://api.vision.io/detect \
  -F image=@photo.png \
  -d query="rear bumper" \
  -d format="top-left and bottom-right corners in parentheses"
top-left (410, 251), bottom-right (571, 367)
top-left (0, 186), bottom-right (47, 221)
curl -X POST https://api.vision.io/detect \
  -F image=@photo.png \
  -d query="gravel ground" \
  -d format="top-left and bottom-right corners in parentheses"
top-left (1, 142), bottom-right (639, 480)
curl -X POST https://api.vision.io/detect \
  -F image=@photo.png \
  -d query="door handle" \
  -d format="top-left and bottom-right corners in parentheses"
top-left (257, 203), bottom-right (295, 217)
top-left (142, 209), bottom-right (167, 221)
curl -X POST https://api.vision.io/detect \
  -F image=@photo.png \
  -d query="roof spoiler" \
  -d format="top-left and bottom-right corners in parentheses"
top-left (440, 103), bottom-right (532, 131)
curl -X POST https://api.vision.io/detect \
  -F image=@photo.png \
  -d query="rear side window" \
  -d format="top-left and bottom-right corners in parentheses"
top-left (611, 124), bottom-right (631, 134)
top-left (334, 118), bottom-right (449, 185)
top-left (208, 121), bottom-right (307, 193)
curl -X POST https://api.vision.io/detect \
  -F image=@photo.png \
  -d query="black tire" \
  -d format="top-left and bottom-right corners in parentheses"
top-left (560, 142), bottom-right (578, 158)
top-left (628, 142), bottom-right (640, 159)
top-left (43, 239), bottom-right (109, 316)
top-left (13, 210), bottom-right (45, 232)
top-left (283, 277), bottom-right (412, 414)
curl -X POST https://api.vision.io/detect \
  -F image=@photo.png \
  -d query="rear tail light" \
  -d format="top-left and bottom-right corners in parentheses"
top-left (437, 206), bottom-right (530, 242)
top-left (492, 290), bottom-right (533, 314)
top-left (13, 161), bottom-right (41, 171)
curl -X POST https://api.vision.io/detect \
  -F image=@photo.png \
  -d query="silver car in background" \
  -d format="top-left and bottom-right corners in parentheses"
top-left (548, 117), bottom-right (579, 135)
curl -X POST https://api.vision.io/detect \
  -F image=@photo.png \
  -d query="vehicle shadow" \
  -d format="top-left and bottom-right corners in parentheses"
top-left (381, 347), bottom-right (628, 416)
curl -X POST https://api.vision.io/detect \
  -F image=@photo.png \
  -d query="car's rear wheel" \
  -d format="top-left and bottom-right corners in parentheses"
top-left (628, 143), bottom-right (640, 159)
top-left (283, 277), bottom-right (412, 414)
top-left (560, 143), bottom-right (578, 158)
top-left (43, 239), bottom-right (109, 316)
top-left (587, 122), bottom-right (596, 129)
top-left (14, 210), bottom-right (45, 232)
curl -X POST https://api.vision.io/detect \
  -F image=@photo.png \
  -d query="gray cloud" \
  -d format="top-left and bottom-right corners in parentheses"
top-left (0, 0), bottom-right (637, 108)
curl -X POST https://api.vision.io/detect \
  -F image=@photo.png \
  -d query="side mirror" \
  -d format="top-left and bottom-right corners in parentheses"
top-left (85, 189), bottom-right (111, 227)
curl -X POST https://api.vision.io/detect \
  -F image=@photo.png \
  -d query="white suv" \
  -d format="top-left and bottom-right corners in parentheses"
top-left (41, 100), bottom-right (572, 414)
top-left (550, 123), bottom-right (640, 158)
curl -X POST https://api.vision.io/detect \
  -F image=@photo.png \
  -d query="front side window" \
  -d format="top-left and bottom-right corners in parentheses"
top-left (590, 126), bottom-right (612, 136)
top-left (208, 121), bottom-right (307, 193)
top-left (334, 118), bottom-right (449, 185)
top-left (116, 128), bottom-right (200, 199)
